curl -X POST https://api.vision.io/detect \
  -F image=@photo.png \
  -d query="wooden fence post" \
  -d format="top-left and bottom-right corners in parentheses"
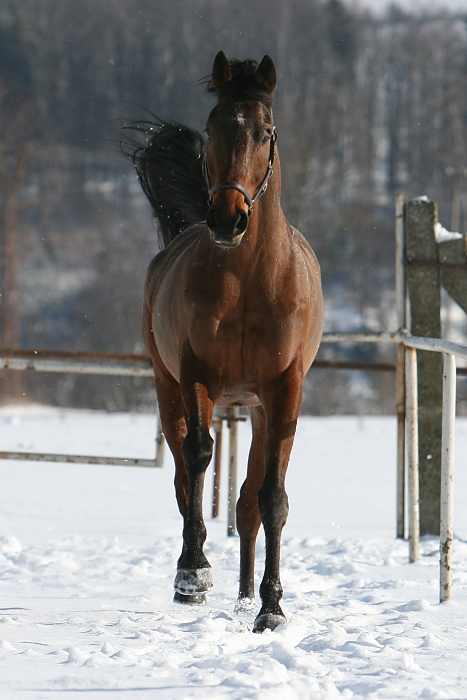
top-left (406, 198), bottom-right (443, 536)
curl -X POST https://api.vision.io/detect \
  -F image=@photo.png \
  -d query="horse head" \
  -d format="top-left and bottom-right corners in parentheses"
top-left (205, 51), bottom-right (277, 248)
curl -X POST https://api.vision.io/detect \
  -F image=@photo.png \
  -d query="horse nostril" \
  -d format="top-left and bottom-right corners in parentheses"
top-left (235, 210), bottom-right (248, 235)
top-left (207, 206), bottom-right (248, 244)
top-left (206, 208), bottom-right (216, 231)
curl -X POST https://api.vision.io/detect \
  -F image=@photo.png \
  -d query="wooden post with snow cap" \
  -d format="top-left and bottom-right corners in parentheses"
top-left (406, 346), bottom-right (420, 563)
top-left (440, 353), bottom-right (456, 602)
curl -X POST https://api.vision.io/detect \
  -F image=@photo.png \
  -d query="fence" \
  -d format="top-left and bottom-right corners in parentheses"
top-left (0, 349), bottom-right (163, 468)
top-left (1, 327), bottom-right (465, 603)
top-left (1, 334), bottom-right (465, 603)
top-left (1, 194), bottom-right (466, 604)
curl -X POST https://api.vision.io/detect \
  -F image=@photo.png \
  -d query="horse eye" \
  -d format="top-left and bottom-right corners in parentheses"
top-left (204, 128), bottom-right (212, 139)
top-left (261, 134), bottom-right (271, 146)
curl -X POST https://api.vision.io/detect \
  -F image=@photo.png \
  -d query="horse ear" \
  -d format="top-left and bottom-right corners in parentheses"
top-left (211, 51), bottom-right (232, 91)
top-left (255, 55), bottom-right (277, 94)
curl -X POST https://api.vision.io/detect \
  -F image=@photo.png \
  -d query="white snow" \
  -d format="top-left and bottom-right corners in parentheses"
top-left (1, 406), bottom-right (467, 699)
top-left (434, 222), bottom-right (463, 244)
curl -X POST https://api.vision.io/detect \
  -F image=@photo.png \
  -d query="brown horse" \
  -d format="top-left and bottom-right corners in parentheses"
top-left (124, 52), bottom-right (323, 632)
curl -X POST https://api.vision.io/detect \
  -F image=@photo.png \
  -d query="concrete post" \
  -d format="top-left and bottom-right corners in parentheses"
top-left (406, 198), bottom-right (442, 535)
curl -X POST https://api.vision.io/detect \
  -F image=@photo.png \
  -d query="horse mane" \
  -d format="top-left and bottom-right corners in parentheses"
top-left (120, 114), bottom-right (208, 249)
top-left (205, 59), bottom-right (274, 109)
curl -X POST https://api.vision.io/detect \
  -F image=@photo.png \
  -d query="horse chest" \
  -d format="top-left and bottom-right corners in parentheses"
top-left (189, 299), bottom-right (301, 383)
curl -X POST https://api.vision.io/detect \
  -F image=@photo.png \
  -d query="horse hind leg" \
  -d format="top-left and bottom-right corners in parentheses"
top-left (235, 405), bottom-right (265, 613)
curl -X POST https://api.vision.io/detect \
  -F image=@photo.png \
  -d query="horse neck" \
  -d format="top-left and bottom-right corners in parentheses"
top-left (249, 152), bottom-right (287, 246)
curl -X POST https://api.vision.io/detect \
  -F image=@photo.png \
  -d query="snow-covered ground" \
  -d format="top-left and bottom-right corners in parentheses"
top-left (1, 406), bottom-right (467, 699)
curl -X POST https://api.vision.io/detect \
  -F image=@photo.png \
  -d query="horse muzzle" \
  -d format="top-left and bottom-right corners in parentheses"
top-left (206, 206), bottom-right (248, 248)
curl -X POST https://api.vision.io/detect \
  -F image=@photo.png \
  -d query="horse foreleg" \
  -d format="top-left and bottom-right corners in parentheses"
top-left (154, 376), bottom-right (189, 513)
top-left (174, 362), bottom-right (216, 601)
top-left (155, 376), bottom-right (206, 604)
top-left (235, 405), bottom-right (265, 609)
top-left (253, 358), bottom-right (303, 633)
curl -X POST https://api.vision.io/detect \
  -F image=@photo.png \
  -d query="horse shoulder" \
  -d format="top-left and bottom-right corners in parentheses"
top-left (143, 224), bottom-right (208, 371)
top-left (289, 226), bottom-right (321, 279)
top-left (144, 224), bottom-right (207, 304)
top-left (286, 226), bottom-right (324, 369)
top-left (266, 226), bottom-right (320, 311)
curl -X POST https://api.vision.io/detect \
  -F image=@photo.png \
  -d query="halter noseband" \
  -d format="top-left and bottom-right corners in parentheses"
top-left (205, 127), bottom-right (277, 218)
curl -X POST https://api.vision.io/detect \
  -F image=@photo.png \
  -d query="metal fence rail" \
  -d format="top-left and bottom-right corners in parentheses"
top-left (0, 338), bottom-right (417, 474)
top-left (0, 348), bottom-right (162, 467)
top-left (0, 344), bottom-right (407, 374)
top-left (0, 450), bottom-right (160, 468)
top-left (0, 348), bottom-right (154, 377)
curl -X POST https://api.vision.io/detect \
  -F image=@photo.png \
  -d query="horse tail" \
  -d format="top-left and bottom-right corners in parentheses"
top-left (121, 114), bottom-right (208, 248)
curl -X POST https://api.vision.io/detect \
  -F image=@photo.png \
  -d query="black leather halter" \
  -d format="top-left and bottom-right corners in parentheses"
top-left (204, 128), bottom-right (277, 217)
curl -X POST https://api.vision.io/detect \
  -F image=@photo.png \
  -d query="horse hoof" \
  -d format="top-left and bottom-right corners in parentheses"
top-left (173, 590), bottom-right (206, 605)
top-left (174, 567), bottom-right (213, 595)
top-left (252, 612), bottom-right (286, 633)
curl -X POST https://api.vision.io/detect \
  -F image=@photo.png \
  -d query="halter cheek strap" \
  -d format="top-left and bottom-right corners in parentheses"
top-left (205, 128), bottom-right (277, 218)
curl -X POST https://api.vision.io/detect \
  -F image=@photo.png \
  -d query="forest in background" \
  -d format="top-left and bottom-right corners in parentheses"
top-left (1, 0), bottom-right (467, 413)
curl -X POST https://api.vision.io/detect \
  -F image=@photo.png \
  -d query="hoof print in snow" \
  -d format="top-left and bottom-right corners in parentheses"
top-left (173, 590), bottom-right (206, 605)
top-left (253, 612), bottom-right (286, 633)
top-left (174, 567), bottom-right (213, 595)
